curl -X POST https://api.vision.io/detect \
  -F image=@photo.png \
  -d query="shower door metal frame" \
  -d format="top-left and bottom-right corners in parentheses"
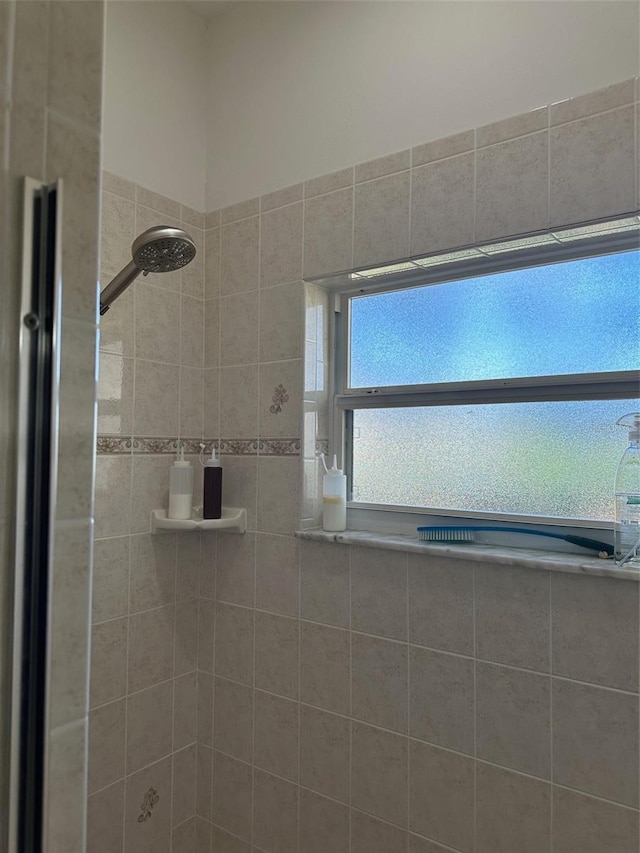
top-left (9, 177), bottom-right (63, 853)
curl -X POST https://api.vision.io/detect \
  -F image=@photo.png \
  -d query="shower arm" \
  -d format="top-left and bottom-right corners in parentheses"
top-left (99, 261), bottom-right (143, 316)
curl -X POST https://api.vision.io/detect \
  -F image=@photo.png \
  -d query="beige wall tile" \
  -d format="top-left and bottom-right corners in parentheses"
top-left (552, 787), bottom-right (639, 853)
top-left (300, 621), bottom-right (350, 714)
top-left (93, 536), bottom-right (130, 623)
top-left (221, 216), bottom-right (260, 295)
top-left (130, 455), bottom-right (172, 534)
top-left (87, 780), bottom-right (124, 853)
top-left (300, 539), bottom-right (350, 628)
top-left (552, 678), bottom-right (638, 806)
top-left (13, 1), bottom-right (47, 109)
top-left (352, 633), bottom-right (408, 733)
top-left (356, 150), bottom-right (411, 183)
top-left (133, 361), bottom-right (179, 436)
top-left (351, 547), bottom-right (407, 641)
top-left (550, 106), bottom-right (635, 226)
top-left (260, 201), bottom-right (303, 287)
top-left (181, 205), bottom-right (205, 229)
top-left (103, 171), bottom-right (136, 201)
top-left (213, 677), bottom-right (254, 763)
top-left (476, 663), bottom-right (551, 779)
top-left (351, 810), bottom-right (407, 853)
top-left (214, 602), bottom-right (254, 685)
top-left (196, 744), bottom-right (212, 819)
top-left (255, 532), bottom-right (299, 617)
top-left (303, 187), bottom-right (354, 279)
top-left (172, 744), bottom-right (197, 827)
top-left (90, 617), bottom-right (127, 708)
top-left (216, 532), bottom-right (256, 607)
top-left (258, 359), bottom-right (302, 439)
top-left (220, 291), bottom-right (259, 366)
top-left (220, 365), bottom-right (259, 438)
top-left (254, 690), bottom-right (299, 780)
top-left (48, 0), bottom-right (103, 130)
top-left (123, 756), bottom-right (172, 853)
top-left (88, 699), bottom-right (126, 794)
top-left (409, 740), bottom-right (473, 851)
top-left (181, 227), bottom-right (205, 299)
top-left (136, 186), bottom-right (181, 220)
top-left (212, 752), bottom-right (253, 842)
top-left (129, 533), bottom-right (176, 613)
top-left (476, 763), bottom-right (551, 853)
top-left (101, 190), bottom-right (135, 276)
top-left (475, 564), bottom-right (550, 672)
top-left (259, 281), bottom-right (304, 362)
top-left (551, 78), bottom-right (636, 125)
top-left (221, 456), bottom-right (258, 531)
top-left (203, 368), bottom-right (220, 436)
top-left (255, 611), bottom-right (299, 699)
top-left (410, 152), bottom-right (474, 255)
top-left (354, 171), bottom-right (410, 267)
top-left (211, 825), bottom-right (249, 851)
top-left (409, 646), bottom-right (474, 754)
top-left (256, 456), bottom-right (301, 535)
top-left (179, 366), bottom-right (204, 438)
top-left (304, 167), bottom-right (354, 199)
top-left (551, 573), bottom-right (639, 691)
top-left (197, 598), bottom-right (215, 674)
top-left (412, 129), bottom-right (475, 167)
top-left (127, 604), bottom-right (175, 693)
top-left (99, 284), bottom-right (135, 357)
top-left (174, 672), bottom-right (197, 751)
top-left (126, 680), bottom-right (173, 774)
top-left (173, 818), bottom-right (196, 853)
top-left (300, 705), bottom-right (350, 803)
top-left (253, 769), bottom-right (298, 853)
top-left (408, 555), bottom-right (473, 655)
top-left (352, 722), bottom-right (407, 827)
top-left (180, 295), bottom-right (205, 368)
top-left (477, 106), bottom-right (548, 147)
top-left (221, 197), bottom-right (259, 224)
top-left (197, 672), bottom-right (213, 747)
top-left (204, 298), bottom-right (219, 367)
top-left (476, 131), bottom-right (549, 242)
top-left (205, 227), bottom-right (221, 300)
top-left (299, 788), bottom-right (349, 853)
top-left (174, 598), bottom-right (198, 676)
top-left (261, 182), bottom-right (303, 212)
top-left (98, 353), bottom-right (134, 436)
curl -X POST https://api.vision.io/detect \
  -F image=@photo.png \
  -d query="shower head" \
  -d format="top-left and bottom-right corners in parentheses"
top-left (99, 225), bottom-right (196, 316)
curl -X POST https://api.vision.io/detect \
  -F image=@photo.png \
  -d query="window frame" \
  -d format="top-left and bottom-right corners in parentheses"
top-left (328, 220), bottom-right (640, 533)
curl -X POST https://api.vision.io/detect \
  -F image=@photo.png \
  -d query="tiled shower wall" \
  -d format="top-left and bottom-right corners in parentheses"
top-left (1, 2), bottom-right (103, 852)
top-left (89, 77), bottom-right (640, 853)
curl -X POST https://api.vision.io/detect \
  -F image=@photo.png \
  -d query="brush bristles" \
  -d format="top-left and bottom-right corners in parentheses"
top-left (417, 527), bottom-right (475, 542)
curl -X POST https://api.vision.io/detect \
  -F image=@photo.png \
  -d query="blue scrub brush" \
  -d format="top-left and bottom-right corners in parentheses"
top-left (416, 525), bottom-right (613, 557)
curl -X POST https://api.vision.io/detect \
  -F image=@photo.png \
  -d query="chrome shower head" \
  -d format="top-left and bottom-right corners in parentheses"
top-left (99, 225), bottom-right (196, 316)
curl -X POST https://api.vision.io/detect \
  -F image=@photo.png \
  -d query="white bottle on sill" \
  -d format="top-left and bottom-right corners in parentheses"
top-left (322, 454), bottom-right (347, 532)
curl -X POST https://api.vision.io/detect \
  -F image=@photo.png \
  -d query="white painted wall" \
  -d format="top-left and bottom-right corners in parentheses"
top-left (205, 0), bottom-right (639, 210)
top-left (103, 0), bottom-right (209, 210)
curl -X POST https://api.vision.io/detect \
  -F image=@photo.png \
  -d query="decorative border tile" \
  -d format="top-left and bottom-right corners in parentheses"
top-left (96, 435), bottom-right (301, 457)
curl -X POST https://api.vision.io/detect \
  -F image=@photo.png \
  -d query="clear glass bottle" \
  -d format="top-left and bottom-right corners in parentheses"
top-left (614, 413), bottom-right (640, 566)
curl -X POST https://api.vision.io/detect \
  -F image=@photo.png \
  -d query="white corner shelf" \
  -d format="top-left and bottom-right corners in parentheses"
top-left (151, 507), bottom-right (246, 535)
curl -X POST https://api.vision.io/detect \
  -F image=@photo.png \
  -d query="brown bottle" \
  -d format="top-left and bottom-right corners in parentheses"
top-left (203, 449), bottom-right (222, 519)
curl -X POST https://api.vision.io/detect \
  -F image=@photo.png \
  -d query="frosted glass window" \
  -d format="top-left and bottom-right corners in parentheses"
top-left (349, 250), bottom-right (640, 388)
top-left (351, 399), bottom-right (640, 521)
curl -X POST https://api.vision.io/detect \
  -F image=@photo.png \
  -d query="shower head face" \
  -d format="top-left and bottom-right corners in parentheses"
top-left (132, 226), bottom-right (197, 274)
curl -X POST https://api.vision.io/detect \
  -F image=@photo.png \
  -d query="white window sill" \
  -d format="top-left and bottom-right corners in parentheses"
top-left (295, 528), bottom-right (640, 582)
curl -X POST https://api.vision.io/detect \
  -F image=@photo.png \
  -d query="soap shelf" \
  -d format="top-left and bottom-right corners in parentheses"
top-left (151, 507), bottom-right (246, 535)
